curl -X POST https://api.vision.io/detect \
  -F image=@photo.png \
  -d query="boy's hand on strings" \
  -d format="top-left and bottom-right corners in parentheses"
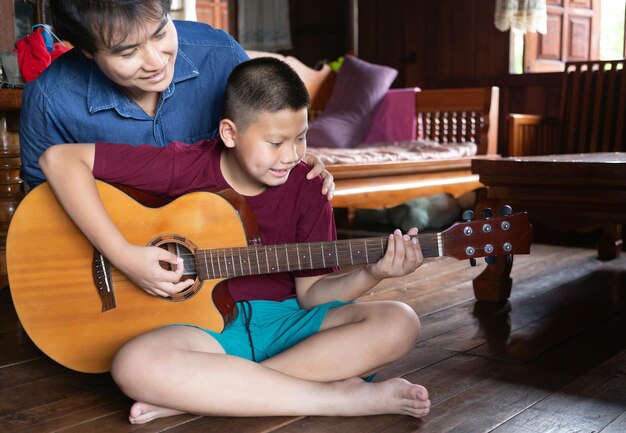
top-left (302, 152), bottom-right (335, 200)
top-left (116, 245), bottom-right (195, 298)
top-left (366, 227), bottom-right (423, 280)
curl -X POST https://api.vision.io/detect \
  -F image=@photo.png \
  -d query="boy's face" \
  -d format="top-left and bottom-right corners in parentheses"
top-left (83, 16), bottom-right (178, 101)
top-left (223, 108), bottom-right (308, 195)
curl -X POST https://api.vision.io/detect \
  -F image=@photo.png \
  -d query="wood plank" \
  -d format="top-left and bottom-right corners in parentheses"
top-left (270, 354), bottom-right (504, 433)
top-left (601, 411), bottom-right (626, 433)
top-left (0, 327), bottom-right (44, 367)
top-left (375, 347), bottom-right (456, 381)
top-left (0, 358), bottom-right (65, 390)
top-left (0, 287), bottom-right (20, 333)
top-left (387, 309), bottom-right (626, 433)
top-left (367, 244), bottom-right (591, 320)
top-left (165, 416), bottom-right (303, 433)
top-left (0, 370), bottom-right (114, 417)
top-left (45, 409), bottom-right (201, 433)
top-left (3, 390), bottom-right (128, 433)
top-left (492, 350), bottom-right (626, 432)
top-left (431, 252), bottom-right (626, 357)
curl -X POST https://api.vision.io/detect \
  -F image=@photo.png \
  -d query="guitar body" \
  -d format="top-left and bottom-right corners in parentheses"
top-left (7, 181), bottom-right (250, 373)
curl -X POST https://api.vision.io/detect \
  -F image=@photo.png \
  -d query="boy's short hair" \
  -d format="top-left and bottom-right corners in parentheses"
top-left (222, 57), bottom-right (311, 131)
top-left (50, 0), bottom-right (172, 53)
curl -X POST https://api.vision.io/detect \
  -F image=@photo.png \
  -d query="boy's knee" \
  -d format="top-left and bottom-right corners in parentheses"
top-left (390, 301), bottom-right (421, 345)
top-left (111, 338), bottom-right (157, 394)
top-left (372, 301), bottom-right (420, 354)
top-left (111, 341), bottom-right (138, 387)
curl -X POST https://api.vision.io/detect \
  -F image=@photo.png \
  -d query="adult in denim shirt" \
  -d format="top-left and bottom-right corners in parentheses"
top-left (20, 0), bottom-right (334, 198)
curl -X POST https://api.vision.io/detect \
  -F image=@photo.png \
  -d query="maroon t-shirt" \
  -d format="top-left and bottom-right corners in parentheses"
top-left (94, 138), bottom-right (337, 302)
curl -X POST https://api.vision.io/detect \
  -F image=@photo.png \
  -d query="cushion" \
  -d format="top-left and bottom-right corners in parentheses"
top-left (362, 87), bottom-right (420, 144)
top-left (306, 139), bottom-right (478, 164)
top-left (307, 55), bottom-right (398, 148)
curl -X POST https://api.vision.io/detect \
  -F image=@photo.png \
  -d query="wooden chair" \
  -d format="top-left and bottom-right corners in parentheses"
top-left (507, 59), bottom-right (626, 260)
top-left (509, 59), bottom-right (626, 156)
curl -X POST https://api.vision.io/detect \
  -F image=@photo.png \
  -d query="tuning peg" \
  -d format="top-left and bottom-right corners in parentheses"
top-left (485, 256), bottom-right (497, 265)
top-left (462, 210), bottom-right (475, 221)
top-left (469, 258), bottom-right (477, 267)
top-left (482, 208), bottom-right (493, 219)
top-left (499, 205), bottom-right (513, 216)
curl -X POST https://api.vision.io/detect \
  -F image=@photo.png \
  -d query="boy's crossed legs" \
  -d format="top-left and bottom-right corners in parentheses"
top-left (111, 300), bottom-right (431, 424)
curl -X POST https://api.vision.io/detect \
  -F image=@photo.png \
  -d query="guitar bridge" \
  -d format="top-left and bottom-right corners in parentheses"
top-left (93, 249), bottom-right (117, 312)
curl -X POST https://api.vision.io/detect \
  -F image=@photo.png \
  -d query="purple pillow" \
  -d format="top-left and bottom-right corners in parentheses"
top-left (307, 55), bottom-right (398, 148)
top-left (362, 87), bottom-right (420, 144)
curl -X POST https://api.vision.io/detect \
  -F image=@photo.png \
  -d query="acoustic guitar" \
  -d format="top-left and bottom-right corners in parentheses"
top-left (7, 181), bottom-right (533, 373)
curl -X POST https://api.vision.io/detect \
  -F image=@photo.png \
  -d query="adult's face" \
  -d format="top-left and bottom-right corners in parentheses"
top-left (84, 16), bottom-right (178, 103)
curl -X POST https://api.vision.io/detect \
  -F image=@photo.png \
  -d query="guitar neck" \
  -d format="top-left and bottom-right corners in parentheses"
top-left (194, 233), bottom-right (440, 280)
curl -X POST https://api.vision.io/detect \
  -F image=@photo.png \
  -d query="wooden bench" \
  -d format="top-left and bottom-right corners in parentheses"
top-left (329, 87), bottom-right (499, 210)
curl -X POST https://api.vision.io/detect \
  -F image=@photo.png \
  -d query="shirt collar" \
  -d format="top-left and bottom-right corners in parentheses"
top-left (87, 48), bottom-right (200, 116)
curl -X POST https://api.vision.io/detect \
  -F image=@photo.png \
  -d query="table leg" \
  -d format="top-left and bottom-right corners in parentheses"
top-left (598, 224), bottom-right (623, 261)
top-left (472, 255), bottom-right (513, 302)
top-left (471, 198), bottom-right (515, 302)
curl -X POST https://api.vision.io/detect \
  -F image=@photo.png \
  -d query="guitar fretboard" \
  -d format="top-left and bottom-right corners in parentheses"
top-left (193, 234), bottom-right (440, 280)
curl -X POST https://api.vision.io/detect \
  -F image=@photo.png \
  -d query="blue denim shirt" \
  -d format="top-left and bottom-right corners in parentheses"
top-left (20, 20), bottom-right (248, 187)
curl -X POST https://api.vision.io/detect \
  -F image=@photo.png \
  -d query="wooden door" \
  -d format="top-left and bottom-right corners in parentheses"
top-left (524, 0), bottom-right (601, 72)
top-left (195, 0), bottom-right (233, 34)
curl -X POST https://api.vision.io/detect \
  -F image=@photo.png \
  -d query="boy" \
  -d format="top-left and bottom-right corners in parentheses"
top-left (39, 57), bottom-right (431, 423)
top-left (21, 0), bottom-right (333, 198)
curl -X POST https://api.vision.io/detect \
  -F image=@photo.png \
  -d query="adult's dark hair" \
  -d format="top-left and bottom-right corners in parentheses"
top-left (222, 57), bottom-right (310, 130)
top-left (49, 0), bottom-right (172, 53)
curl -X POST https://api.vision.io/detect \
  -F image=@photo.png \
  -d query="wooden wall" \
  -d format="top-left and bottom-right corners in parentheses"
top-left (288, 0), bottom-right (564, 156)
top-left (289, 0), bottom-right (351, 68)
top-left (1, 0), bottom-right (564, 155)
top-left (0, 0), bottom-right (16, 51)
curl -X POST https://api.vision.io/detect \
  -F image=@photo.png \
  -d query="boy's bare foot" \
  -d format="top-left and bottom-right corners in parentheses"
top-left (129, 402), bottom-right (185, 424)
top-left (340, 377), bottom-right (430, 418)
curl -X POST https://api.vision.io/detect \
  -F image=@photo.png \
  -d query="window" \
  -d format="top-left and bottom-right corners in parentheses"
top-left (600, 0), bottom-right (626, 59)
top-left (511, 0), bottom-right (625, 74)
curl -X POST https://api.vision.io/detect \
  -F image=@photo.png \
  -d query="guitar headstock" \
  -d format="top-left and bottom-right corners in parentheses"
top-left (440, 210), bottom-right (533, 261)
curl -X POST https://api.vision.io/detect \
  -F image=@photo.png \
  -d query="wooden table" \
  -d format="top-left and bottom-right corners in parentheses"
top-left (470, 153), bottom-right (626, 301)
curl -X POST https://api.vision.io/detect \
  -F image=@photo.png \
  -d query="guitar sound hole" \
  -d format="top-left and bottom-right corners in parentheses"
top-left (154, 239), bottom-right (200, 302)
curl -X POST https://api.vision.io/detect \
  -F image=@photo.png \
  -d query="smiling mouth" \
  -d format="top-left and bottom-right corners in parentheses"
top-left (145, 64), bottom-right (168, 82)
top-left (270, 167), bottom-right (292, 177)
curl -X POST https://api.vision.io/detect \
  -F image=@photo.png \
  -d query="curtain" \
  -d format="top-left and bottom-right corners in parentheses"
top-left (238, 0), bottom-right (292, 52)
top-left (494, 0), bottom-right (547, 34)
top-left (183, 0), bottom-right (197, 21)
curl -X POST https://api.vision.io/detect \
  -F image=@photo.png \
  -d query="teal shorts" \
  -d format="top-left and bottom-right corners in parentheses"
top-left (174, 298), bottom-right (349, 362)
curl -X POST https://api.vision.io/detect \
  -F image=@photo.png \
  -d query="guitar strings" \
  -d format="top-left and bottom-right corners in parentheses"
top-left (97, 236), bottom-right (438, 264)
top-left (101, 234), bottom-right (440, 283)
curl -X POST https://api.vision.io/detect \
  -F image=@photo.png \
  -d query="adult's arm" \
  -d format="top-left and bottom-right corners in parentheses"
top-left (39, 144), bottom-right (194, 297)
top-left (20, 81), bottom-right (70, 188)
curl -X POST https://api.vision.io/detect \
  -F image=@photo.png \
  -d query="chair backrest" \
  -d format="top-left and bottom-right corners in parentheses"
top-left (416, 86), bottom-right (499, 156)
top-left (558, 59), bottom-right (626, 153)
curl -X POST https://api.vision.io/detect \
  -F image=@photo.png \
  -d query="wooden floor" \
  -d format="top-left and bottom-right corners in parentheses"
top-left (1, 242), bottom-right (625, 432)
